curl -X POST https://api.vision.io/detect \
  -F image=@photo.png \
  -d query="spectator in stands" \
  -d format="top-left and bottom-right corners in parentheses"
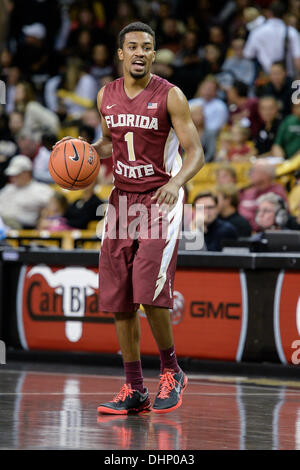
top-left (254, 96), bottom-right (281, 156)
top-left (172, 29), bottom-right (202, 67)
top-left (271, 103), bottom-right (300, 159)
top-left (89, 44), bottom-right (114, 84)
top-left (13, 81), bottom-right (60, 137)
top-left (215, 130), bottom-right (233, 161)
top-left (33, 133), bottom-right (57, 184)
top-left (189, 76), bottom-right (229, 133)
top-left (227, 124), bottom-right (255, 161)
top-left (45, 58), bottom-right (98, 118)
top-left (215, 164), bottom-right (238, 186)
top-left (243, 1), bottom-right (300, 77)
top-left (0, 155), bottom-right (53, 229)
top-left (192, 191), bottom-right (238, 251)
top-left (81, 108), bottom-right (102, 142)
top-left (216, 184), bottom-right (252, 236)
top-left (0, 112), bottom-right (21, 188)
top-left (189, 103), bottom-right (217, 162)
top-left (16, 129), bottom-right (40, 160)
top-left (226, 79), bottom-right (263, 138)
top-left (65, 181), bottom-right (103, 230)
top-left (220, 37), bottom-right (256, 87)
top-left (257, 62), bottom-right (294, 118)
top-left (37, 192), bottom-right (70, 231)
top-left (255, 192), bottom-right (300, 232)
top-left (238, 160), bottom-right (288, 230)
top-left (14, 23), bottom-right (50, 79)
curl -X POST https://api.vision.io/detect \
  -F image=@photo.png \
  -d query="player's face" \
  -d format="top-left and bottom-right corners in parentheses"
top-left (118, 31), bottom-right (156, 79)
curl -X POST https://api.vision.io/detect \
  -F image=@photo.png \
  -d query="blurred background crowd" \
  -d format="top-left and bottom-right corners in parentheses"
top-left (1, 0), bottom-right (300, 251)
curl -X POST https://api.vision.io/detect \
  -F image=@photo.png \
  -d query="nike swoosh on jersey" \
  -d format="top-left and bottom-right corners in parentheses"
top-left (106, 104), bottom-right (116, 109)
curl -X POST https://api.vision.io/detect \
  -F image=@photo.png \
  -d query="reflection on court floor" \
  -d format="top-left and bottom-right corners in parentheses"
top-left (0, 365), bottom-right (300, 450)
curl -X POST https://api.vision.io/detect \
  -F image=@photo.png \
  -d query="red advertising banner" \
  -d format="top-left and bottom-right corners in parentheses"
top-left (17, 265), bottom-right (248, 361)
top-left (274, 270), bottom-right (300, 364)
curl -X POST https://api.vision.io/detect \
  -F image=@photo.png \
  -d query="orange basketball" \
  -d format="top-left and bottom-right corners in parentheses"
top-left (49, 138), bottom-right (100, 190)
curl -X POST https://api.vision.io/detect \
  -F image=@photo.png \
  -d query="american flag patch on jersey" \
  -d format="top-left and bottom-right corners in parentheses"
top-left (147, 102), bottom-right (158, 109)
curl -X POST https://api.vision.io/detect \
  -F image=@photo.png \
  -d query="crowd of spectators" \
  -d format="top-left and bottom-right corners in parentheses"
top-left (0, 0), bottom-right (300, 250)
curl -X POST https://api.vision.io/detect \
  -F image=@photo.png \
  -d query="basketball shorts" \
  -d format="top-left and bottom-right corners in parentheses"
top-left (99, 186), bottom-right (184, 313)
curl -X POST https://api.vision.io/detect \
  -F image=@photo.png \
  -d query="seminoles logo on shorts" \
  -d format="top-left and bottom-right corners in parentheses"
top-left (274, 271), bottom-right (300, 364)
top-left (138, 291), bottom-right (185, 325)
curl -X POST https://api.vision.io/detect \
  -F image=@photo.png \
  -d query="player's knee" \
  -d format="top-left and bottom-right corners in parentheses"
top-left (114, 310), bottom-right (138, 321)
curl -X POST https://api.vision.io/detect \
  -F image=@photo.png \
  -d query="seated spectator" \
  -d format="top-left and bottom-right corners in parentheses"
top-left (89, 44), bottom-right (114, 84)
top-left (16, 129), bottom-right (40, 160)
top-left (33, 133), bottom-right (57, 184)
top-left (220, 37), bottom-right (256, 87)
top-left (14, 23), bottom-right (50, 79)
top-left (0, 155), bottom-right (53, 229)
top-left (215, 163), bottom-right (237, 186)
top-left (203, 43), bottom-right (223, 74)
top-left (65, 181), bottom-right (103, 230)
top-left (0, 111), bottom-right (22, 188)
top-left (254, 96), bottom-right (281, 156)
top-left (227, 124), bottom-right (255, 161)
top-left (257, 62), bottom-right (294, 118)
top-left (13, 81), bottom-right (60, 137)
top-left (215, 131), bottom-right (233, 161)
top-left (238, 160), bottom-right (288, 230)
top-left (226, 79), bottom-right (264, 138)
top-left (189, 76), bottom-right (229, 133)
top-left (192, 191), bottom-right (238, 251)
top-left (37, 193), bottom-right (70, 231)
top-left (216, 184), bottom-right (252, 236)
top-left (255, 192), bottom-right (300, 232)
top-left (45, 58), bottom-right (98, 118)
top-left (81, 108), bottom-right (102, 142)
top-left (271, 103), bottom-right (300, 159)
top-left (172, 29), bottom-right (202, 67)
top-left (189, 103), bottom-right (217, 162)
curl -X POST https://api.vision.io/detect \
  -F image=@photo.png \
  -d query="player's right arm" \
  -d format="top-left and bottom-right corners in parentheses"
top-left (92, 86), bottom-right (113, 160)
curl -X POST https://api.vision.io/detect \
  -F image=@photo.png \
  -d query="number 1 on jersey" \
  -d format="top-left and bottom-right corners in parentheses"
top-left (124, 131), bottom-right (136, 161)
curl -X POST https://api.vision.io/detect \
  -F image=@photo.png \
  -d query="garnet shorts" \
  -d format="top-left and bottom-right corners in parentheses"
top-left (99, 186), bottom-right (184, 313)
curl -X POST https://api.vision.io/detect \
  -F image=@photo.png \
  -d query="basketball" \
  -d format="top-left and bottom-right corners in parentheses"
top-left (49, 138), bottom-right (100, 190)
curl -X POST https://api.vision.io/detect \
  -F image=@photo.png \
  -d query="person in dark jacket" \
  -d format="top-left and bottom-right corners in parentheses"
top-left (216, 184), bottom-right (252, 237)
top-left (193, 191), bottom-right (238, 251)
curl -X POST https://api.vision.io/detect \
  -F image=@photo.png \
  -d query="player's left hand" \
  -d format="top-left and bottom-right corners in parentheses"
top-left (151, 180), bottom-right (180, 207)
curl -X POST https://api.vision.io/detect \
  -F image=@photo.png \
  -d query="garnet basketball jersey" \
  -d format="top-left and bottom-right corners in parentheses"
top-left (100, 74), bottom-right (182, 192)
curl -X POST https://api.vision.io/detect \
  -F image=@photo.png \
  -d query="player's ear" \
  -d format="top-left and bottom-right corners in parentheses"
top-left (152, 50), bottom-right (156, 63)
top-left (118, 48), bottom-right (123, 61)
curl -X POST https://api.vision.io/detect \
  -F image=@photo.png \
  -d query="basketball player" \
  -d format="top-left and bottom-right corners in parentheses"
top-left (57, 22), bottom-right (204, 414)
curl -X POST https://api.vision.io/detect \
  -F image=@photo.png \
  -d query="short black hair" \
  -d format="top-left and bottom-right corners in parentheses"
top-left (232, 80), bottom-right (248, 97)
top-left (119, 22), bottom-right (156, 49)
top-left (269, 1), bottom-right (286, 19)
top-left (193, 191), bottom-right (218, 207)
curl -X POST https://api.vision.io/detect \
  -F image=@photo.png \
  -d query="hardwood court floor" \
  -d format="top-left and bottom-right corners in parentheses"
top-left (0, 361), bottom-right (300, 450)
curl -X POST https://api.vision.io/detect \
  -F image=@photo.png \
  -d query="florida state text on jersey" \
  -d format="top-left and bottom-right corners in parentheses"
top-left (101, 74), bottom-right (182, 192)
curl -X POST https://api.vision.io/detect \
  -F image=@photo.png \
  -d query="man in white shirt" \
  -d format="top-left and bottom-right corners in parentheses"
top-left (243, 1), bottom-right (300, 77)
top-left (188, 76), bottom-right (228, 133)
top-left (0, 155), bottom-right (53, 229)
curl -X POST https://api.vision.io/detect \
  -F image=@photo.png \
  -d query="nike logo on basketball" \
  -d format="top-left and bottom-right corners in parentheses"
top-left (106, 104), bottom-right (116, 109)
top-left (69, 142), bottom-right (80, 162)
